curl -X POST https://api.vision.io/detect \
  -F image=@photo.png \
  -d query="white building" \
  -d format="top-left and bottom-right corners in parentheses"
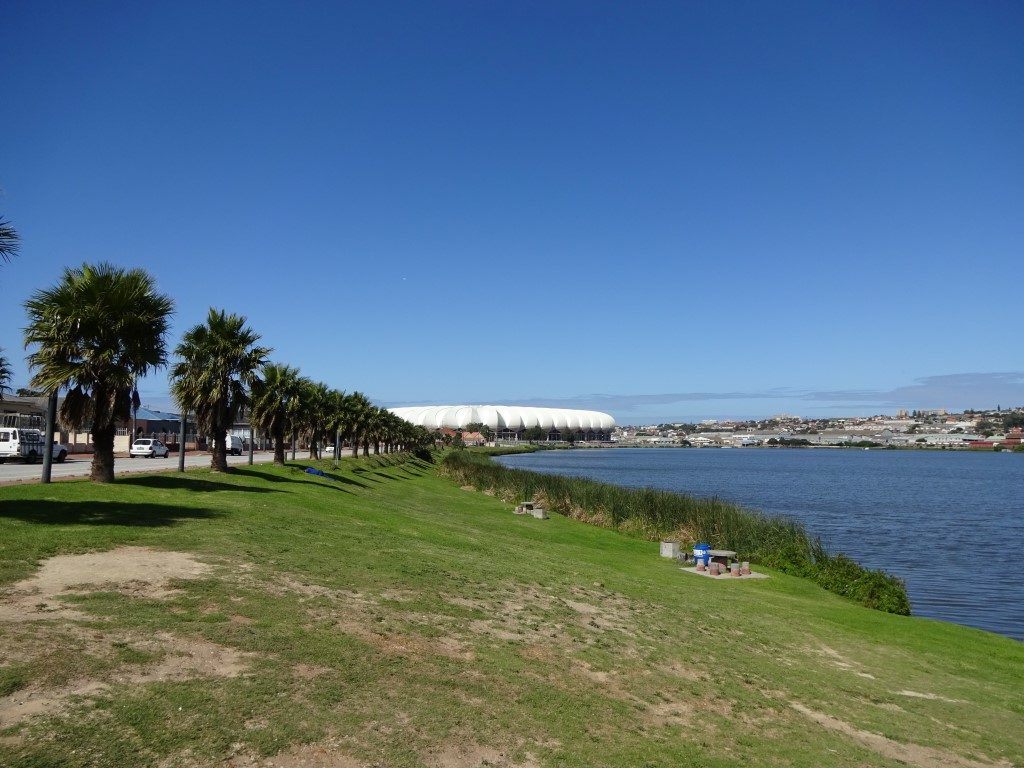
top-left (388, 405), bottom-right (615, 441)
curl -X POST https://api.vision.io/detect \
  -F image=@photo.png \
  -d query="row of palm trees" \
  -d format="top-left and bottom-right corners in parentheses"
top-left (249, 370), bottom-right (430, 466)
top-left (15, 262), bottom-right (431, 482)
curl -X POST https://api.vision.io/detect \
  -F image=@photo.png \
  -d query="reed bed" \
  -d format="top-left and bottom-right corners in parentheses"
top-left (440, 449), bottom-right (910, 614)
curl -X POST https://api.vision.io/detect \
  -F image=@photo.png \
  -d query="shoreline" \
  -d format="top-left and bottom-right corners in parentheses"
top-left (491, 446), bottom-right (1024, 642)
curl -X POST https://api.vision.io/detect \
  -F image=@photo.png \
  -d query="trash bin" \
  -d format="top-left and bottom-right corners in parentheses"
top-left (693, 543), bottom-right (710, 567)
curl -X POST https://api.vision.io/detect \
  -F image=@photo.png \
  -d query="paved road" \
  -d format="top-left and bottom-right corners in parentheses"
top-left (0, 451), bottom-right (277, 483)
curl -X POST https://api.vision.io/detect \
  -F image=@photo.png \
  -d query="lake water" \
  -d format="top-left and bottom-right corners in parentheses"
top-left (495, 447), bottom-right (1024, 641)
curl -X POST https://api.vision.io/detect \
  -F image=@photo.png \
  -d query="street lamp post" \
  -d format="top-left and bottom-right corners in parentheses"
top-left (178, 411), bottom-right (187, 472)
top-left (41, 390), bottom-right (58, 483)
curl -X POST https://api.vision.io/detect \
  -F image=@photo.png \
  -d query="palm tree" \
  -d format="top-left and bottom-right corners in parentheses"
top-left (284, 375), bottom-right (312, 460)
top-left (368, 408), bottom-right (404, 454)
top-left (343, 392), bottom-right (373, 457)
top-left (23, 263), bottom-right (174, 482)
top-left (294, 379), bottom-right (331, 459)
top-left (0, 351), bottom-right (11, 399)
top-left (249, 362), bottom-right (302, 465)
top-left (0, 216), bottom-right (19, 263)
top-left (170, 308), bottom-right (271, 472)
top-left (324, 388), bottom-right (348, 458)
top-left (310, 382), bottom-right (335, 459)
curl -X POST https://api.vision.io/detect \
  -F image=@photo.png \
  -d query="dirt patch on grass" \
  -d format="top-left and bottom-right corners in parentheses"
top-left (657, 661), bottom-right (704, 682)
top-left (446, 596), bottom-right (490, 611)
top-left (0, 547), bottom-right (211, 621)
top-left (293, 663), bottom-right (333, 680)
top-left (896, 689), bottom-right (965, 704)
top-left (790, 702), bottom-right (1012, 768)
top-left (223, 742), bottom-right (366, 767)
top-left (426, 743), bottom-right (539, 768)
top-left (457, 582), bottom-right (641, 647)
top-left (646, 699), bottom-right (695, 727)
top-left (0, 630), bottom-right (248, 728)
top-left (267, 573), bottom-right (479, 662)
top-left (362, 631), bottom-right (474, 661)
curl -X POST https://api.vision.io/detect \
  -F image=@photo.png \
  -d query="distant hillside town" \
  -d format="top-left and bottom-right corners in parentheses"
top-left (612, 407), bottom-right (1024, 450)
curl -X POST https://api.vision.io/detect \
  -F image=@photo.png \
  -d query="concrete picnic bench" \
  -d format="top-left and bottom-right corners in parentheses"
top-left (514, 501), bottom-right (548, 519)
top-left (707, 549), bottom-right (738, 566)
top-left (659, 542), bottom-right (737, 565)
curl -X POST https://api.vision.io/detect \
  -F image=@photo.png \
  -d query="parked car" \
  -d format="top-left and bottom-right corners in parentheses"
top-left (51, 440), bottom-right (69, 463)
top-left (0, 428), bottom-right (69, 463)
top-left (129, 438), bottom-right (170, 458)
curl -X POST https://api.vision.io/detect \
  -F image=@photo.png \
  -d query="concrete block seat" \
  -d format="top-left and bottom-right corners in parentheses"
top-left (514, 501), bottom-right (548, 519)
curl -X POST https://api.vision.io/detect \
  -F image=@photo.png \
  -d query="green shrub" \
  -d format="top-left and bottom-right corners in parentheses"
top-left (757, 542), bottom-right (818, 578)
top-left (848, 571), bottom-right (912, 615)
top-left (814, 554), bottom-right (866, 596)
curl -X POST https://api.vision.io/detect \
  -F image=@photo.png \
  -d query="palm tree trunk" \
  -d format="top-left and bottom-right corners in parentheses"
top-left (212, 427), bottom-right (229, 472)
top-left (273, 423), bottom-right (286, 465)
top-left (291, 429), bottom-right (297, 460)
top-left (373, 440), bottom-right (380, 455)
top-left (362, 439), bottom-right (369, 457)
top-left (91, 423), bottom-right (116, 483)
top-left (351, 432), bottom-right (360, 458)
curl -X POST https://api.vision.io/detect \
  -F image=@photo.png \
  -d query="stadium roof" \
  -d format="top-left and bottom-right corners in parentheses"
top-left (388, 405), bottom-right (615, 431)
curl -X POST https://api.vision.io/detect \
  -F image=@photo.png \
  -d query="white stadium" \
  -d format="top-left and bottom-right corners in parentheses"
top-left (389, 405), bottom-right (616, 442)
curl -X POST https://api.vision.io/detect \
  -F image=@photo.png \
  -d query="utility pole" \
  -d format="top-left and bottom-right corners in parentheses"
top-left (41, 391), bottom-right (58, 483)
top-left (178, 411), bottom-right (187, 472)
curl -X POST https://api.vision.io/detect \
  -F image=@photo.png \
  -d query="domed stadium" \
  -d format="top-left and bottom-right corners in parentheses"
top-left (389, 405), bottom-right (616, 442)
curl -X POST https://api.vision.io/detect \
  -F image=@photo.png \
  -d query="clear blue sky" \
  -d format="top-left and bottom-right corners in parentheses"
top-left (2, 1), bottom-right (1022, 423)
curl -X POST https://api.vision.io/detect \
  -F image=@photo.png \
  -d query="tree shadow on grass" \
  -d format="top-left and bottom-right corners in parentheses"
top-left (231, 467), bottom-right (318, 486)
top-left (348, 468), bottom-right (383, 484)
top-left (117, 475), bottom-right (280, 493)
top-left (229, 465), bottom-right (361, 493)
top-left (0, 500), bottom-right (220, 527)
top-left (395, 467), bottom-right (424, 478)
top-left (316, 470), bottom-right (369, 489)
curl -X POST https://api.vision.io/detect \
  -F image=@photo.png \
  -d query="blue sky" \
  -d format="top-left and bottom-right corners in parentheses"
top-left (1, 1), bottom-right (1022, 424)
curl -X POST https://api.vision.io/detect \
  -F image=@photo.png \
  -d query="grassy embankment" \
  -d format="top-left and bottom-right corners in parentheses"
top-left (441, 449), bottom-right (909, 614)
top-left (0, 453), bottom-right (1020, 767)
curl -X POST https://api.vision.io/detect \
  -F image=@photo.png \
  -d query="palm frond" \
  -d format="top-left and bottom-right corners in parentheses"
top-left (0, 217), bottom-right (19, 263)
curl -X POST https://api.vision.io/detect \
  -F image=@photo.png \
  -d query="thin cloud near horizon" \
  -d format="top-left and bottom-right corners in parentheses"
top-left (386, 372), bottom-right (1024, 416)
top-left (138, 372), bottom-right (1024, 419)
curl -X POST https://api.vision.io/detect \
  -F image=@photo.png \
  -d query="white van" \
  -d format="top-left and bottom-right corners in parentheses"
top-left (226, 435), bottom-right (243, 456)
top-left (0, 428), bottom-right (68, 463)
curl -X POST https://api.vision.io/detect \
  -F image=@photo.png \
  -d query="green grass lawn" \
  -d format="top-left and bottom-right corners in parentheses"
top-left (0, 454), bottom-right (1020, 767)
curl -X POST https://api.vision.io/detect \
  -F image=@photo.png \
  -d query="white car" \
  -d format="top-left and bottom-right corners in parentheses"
top-left (50, 440), bottom-right (69, 463)
top-left (129, 438), bottom-right (170, 458)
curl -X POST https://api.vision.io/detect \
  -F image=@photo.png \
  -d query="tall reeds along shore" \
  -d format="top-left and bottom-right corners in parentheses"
top-left (440, 449), bottom-right (911, 615)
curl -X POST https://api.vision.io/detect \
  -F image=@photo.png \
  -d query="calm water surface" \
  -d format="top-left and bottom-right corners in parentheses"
top-left (495, 448), bottom-right (1024, 641)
